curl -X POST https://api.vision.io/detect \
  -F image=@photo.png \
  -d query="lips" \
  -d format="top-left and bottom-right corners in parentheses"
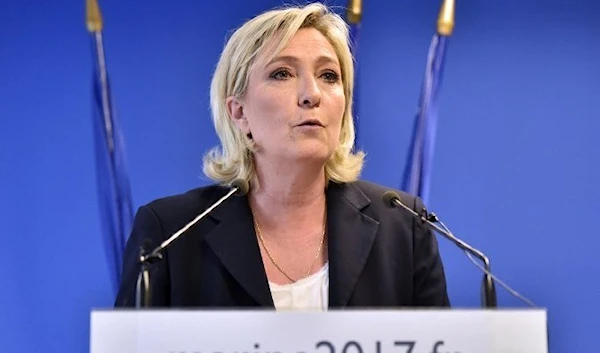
top-left (297, 119), bottom-right (324, 127)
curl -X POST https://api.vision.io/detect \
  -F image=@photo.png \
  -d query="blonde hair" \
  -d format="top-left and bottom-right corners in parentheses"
top-left (203, 2), bottom-right (365, 186)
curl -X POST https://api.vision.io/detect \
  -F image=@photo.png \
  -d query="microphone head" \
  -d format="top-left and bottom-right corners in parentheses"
top-left (382, 190), bottom-right (401, 207)
top-left (231, 179), bottom-right (250, 196)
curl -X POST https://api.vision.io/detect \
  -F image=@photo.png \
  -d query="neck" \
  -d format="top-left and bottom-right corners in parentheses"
top-left (252, 158), bottom-right (326, 205)
top-left (249, 157), bottom-right (327, 229)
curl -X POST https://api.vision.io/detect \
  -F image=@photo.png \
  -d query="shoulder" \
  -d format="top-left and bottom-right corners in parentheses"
top-left (327, 179), bottom-right (426, 237)
top-left (342, 180), bottom-right (432, 241)
top-left (145, 184), bottom-right (227, 211)
top-left (345, 179), bottom-right (424, 213)
top-left (137, 184), bottom-right (230, 231)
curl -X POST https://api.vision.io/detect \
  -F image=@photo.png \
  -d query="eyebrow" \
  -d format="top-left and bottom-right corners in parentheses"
top-left (267, 55), bottom-right (340, 68)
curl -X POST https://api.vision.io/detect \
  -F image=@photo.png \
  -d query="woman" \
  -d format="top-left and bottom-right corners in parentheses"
top-left (115, 2), bottom-right (449, 310)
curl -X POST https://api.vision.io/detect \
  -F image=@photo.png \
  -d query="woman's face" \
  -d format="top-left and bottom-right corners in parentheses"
top-left (228, 27), bottom-right (345, 167)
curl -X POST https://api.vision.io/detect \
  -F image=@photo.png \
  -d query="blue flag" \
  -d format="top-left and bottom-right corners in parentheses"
top-left (91, 33), bottom-right (134, 294)
top-left (401, 33), bottom-right (449, 204)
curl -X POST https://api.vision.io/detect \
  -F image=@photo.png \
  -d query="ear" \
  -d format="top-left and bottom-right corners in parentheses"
top-left (226, 96), bottom-right (250, 134)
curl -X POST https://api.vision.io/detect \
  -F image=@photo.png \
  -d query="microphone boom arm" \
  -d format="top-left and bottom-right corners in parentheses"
top-left (390, 197), bottom-right (497, 308)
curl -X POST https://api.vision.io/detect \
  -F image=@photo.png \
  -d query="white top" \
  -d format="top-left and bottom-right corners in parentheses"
top-left (268, 263), bottom-right (329, 311)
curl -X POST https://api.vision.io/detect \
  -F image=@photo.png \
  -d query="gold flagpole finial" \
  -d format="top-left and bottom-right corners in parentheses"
top-left (346, 0), bottom-right (363, 24)
top-left (437, 0), bottom-right (455, 36)
top-left (86, 0), bottom-right (104, 32)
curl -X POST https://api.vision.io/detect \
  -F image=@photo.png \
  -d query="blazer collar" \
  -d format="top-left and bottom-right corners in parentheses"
top-left (203, 182), bottom-right (379, 308)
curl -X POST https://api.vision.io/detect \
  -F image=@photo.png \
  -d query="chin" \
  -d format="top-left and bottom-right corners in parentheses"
top-left (293, 144), bottom-right (334, 163)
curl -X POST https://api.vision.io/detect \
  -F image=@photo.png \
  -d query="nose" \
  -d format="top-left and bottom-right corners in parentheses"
top-left (298, 74), bottom-right (321, 108)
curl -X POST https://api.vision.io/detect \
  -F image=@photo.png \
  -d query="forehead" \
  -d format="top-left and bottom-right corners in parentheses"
top-left (255, 27), bottom-right (340, 67)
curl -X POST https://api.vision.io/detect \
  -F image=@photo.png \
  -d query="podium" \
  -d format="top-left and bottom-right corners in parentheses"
top-left (90, 309), bottom-right (547, 353)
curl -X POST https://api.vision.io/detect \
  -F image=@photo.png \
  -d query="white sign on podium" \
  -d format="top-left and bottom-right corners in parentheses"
top-left (91, 309), bottom-right (547, 353)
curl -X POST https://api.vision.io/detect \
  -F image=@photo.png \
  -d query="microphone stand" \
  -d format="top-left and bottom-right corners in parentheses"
top-left (390, 198), bottom-right (497, 308)
top-left (134, 182), bottom-right (247, 308)
top-left (135, 249), bottom-right (162, 308)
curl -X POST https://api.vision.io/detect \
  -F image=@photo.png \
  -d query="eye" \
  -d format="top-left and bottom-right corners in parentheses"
top-left (321, 70), bottom-right (340, 83)
top-left (269, 69), bottom-right (293, 80)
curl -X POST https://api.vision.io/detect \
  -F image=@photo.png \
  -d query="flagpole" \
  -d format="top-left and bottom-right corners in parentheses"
top-left (346, 0), bottom-right (362, 150)
top-left (86, 0), bottom-right (134, 294)
top-left (87, 0), bottom-right (114, 152)
top-left (401, 0), bottom-right (454, 205)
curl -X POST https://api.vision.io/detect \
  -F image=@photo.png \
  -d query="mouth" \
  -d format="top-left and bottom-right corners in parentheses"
top-left (297, 119), bottom-right (324, 127)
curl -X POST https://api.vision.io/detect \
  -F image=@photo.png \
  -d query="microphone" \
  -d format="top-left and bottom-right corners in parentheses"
top-left (382, 190), bottom-right (498, 308)
top-left (135, 179), bottom-right (250, 308)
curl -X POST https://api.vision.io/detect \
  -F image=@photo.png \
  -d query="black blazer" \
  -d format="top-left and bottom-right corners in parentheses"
top-left (115, 180), bottom-right (450, 308)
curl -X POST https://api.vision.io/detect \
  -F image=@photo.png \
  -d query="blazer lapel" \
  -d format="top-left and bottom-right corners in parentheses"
top-left (327, 182), bottom-right (379, 308)
top-left (203, 190), bottom-right (274, 307)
